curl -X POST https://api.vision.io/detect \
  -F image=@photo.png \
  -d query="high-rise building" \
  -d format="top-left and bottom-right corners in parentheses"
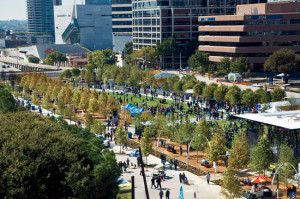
top-left (198, 2), bottom-right (300, 71)
top-left (26, 0), bottom-right (62, 39)
top-left (132, 0), bottom-right (266, 69)
top-left (112, 0), bottom-right (132, 52)
top-left (86, 0), bottom-right (111, 5)
top-left (54, 3), bottom-right (113, 50)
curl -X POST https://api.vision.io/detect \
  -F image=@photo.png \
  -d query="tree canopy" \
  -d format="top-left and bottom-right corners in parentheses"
top-left (264, 48), bottom-right (300, 83)
top-left (45, 51), bottom-right (67, 66)
top-left (188, 51), bottom-right (210, 73)
top-left (0, 86), bottom-right (16, 113)
top-left (0, 112), bottom-right (121, 198)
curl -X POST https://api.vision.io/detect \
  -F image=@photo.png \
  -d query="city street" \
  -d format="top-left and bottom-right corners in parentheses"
top-left (114, 145), bottom-right (225, 199)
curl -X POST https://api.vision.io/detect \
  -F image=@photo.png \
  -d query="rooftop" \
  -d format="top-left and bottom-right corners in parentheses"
top-left (235, 110), bottom-right (300, 130)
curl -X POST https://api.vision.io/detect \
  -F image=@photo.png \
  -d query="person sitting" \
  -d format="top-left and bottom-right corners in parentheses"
top-left (183, 176), bottom-right (188, 184)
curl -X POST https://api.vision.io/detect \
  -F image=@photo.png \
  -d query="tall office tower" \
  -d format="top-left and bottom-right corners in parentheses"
top-left (86, 0), bottom-right (111, 5)
top-left (132, 0), bottom-right (267, 69)
top-left (112, 0), bottom-right (132, 52)
top-left (54, 3), bottom-right (113, 50)
top-left (26, 0), bottom-right (62, 40)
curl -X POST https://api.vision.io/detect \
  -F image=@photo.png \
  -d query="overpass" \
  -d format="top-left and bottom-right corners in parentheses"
top-left (0, 57), bottom-right (71, 72)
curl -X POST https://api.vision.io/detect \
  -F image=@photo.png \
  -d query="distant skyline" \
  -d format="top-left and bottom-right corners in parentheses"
top-left (0, 0), bottom-right (86, 20)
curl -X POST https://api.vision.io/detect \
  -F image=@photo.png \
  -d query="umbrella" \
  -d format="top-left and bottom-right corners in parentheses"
top-left (251, 176), bottom-right (268, 184)
top-left (201, 159), bottom-right (208, 164)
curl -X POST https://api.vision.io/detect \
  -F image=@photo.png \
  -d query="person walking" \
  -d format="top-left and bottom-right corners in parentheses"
top-left (174, 159), bottom-right (178, 170)
top-left (166, 189), bottom-right (170, 199)
top-left (292, 185), bottom-right (297, 198)
top-left (180, 146), bottom-right (182, 156)
top-left (207, 172), bottom-right (211, 184)
top-left (156, 177), bottom-right (162, 189)
top-left (159, 189), bottom-right (164, 199)
top-left (126, 158), bottom-right (130, 168)
top-left (179, 173), bottom-right (182, 183)
top-left (151, 177), bottom-right (156, 189)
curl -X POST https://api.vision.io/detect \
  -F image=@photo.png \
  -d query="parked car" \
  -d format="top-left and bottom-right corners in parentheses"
top-left (130, 149), bottom-right (139, 157)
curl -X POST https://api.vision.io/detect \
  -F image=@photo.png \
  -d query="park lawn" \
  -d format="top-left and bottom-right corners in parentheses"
top-left (106, 92), bottom-right (198, 118)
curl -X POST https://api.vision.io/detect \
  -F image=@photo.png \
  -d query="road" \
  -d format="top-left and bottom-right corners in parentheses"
top-left (114, 145), bottom-right (225, 199)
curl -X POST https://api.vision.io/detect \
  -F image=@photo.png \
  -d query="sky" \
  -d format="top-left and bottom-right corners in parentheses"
top-left (0, 0), bottom-right (84, 20)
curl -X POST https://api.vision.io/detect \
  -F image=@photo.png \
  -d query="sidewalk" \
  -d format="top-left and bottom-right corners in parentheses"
top-left (113, 144), bottom-right (225, 199)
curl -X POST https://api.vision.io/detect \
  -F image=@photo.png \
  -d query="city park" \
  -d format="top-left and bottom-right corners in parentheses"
top-left (1, 47), bottom-right (300, 199)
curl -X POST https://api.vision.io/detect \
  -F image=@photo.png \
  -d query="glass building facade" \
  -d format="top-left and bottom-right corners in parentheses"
top-left (26, 0), bottom-right (62, 38)
top-left (132, 0), bottom-right (266, 68)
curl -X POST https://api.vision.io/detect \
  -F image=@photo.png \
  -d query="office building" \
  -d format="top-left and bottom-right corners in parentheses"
top-left (54, 3), bottom-right (113, 50)
top-left (198, 2), bottom-right (300, 71)
top-left (26, 0), bottom-right (62, 40)
top-left (132, 0), bottom-right (266, 69)
top-left (112, 0), bottom-right (132, 52)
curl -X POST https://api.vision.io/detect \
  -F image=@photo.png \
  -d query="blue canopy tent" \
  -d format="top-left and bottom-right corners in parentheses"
top-left (124, 103), bottom-right (145, 116)
top-left (154, 72), bottom-right (175, 79)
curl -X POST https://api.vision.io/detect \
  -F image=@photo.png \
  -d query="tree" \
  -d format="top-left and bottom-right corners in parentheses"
top-left (225, 85), bottom-right (241, 105)
top-left (220, 167), bottom-right (242, 199)
top-left (140, 127), bottom-right (154, 164)
top-left (91, 121), bottom-right (106, 136)
top-left (72, 89), bottom-right (82, 107)
top-left (108, 96), bottom-right (120, 115)
top-left (85, 113), bottom-right (94, 130)
top-left (255, 88), bottom-right (270, 104)
top-left (214, 84), bottom-right (228, 101)
top-left (0, 112), bottom-right (121, 198)
top-left (32, 94), bottom-right (40, 105)
top-left (155, 35), bottom-right (178, 68)
top-left (278, 143), bottom-right (297, 186)
top-left (205, 130), bottom-right (227, 163)
top-left (122, 41), bottom-right (133, 60)
top-left (79, 89), bottom-right (90, 112)
top-left (193, 81), bottom-right (206, 96)
top-left (191, 119), bottom-right (212, 162)
top-left (28, 56), bottom-right (40, 64)
top-left (228, 131), bottom-right (250, 169)
top-left (42, 96), bottom-right (53, 110)
top-left (162, 81), bottom-right (169, 91)
top-left (188, 51), bottom-right (210, 73)
top-left (0, 86), bottom-right (16, 113)
top-left (251, 136), bottom-right (272, 175)
top-left (71, 68), bottom-right (81, 77)
top-left (271, 88), bottom-right (286, 102)
top-left (217, 57), bottom-right (231, 74)
top-left (88, 98), bottom-right (99, 115)
top-left (45, 51), bottom-right (67, 66)
top-left (264, 48), bottom-right (300, 84)
top-left (241, 88), bottom-right (257, 106)
top-left (98, 92), bottom-right (109, 119)
top-left (202, 83), bottom-right (218, 99)
top-left (230, 57), bottom-right (249, 74)
top-left (174, 80), bottom-right (184, 93)
top-left (115, 127), bottom-right (128, 153)
top-left (152, 80), bottom-right (158, 91)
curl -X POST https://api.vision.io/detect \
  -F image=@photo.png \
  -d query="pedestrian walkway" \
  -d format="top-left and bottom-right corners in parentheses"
top-left (114, 145), bottom-right (225, 199)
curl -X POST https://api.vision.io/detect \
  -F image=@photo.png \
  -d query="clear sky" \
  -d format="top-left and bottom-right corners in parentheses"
top-left (0, 0), bottom-right (85, 20)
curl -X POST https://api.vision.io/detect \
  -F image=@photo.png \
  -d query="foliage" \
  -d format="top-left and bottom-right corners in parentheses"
top-left (91, 121), bottom-right (106, 136)
top-left (45, 51), bottom-right (67, 66)
top-left (88, 98), bottom-right (99, 114)
top-left (271, 88), bottom-right (286, 102)
top-left (220, 167), bottom-right (242, 199)
top-left (79, 89), bottom-right (90, 111)
top-left (228, 131), bottom-right (250, 169)
top-left (28, 56), bottom-right (40, 64)
top-left (191, 119), bottom-right (212, 152)
top-left (217, 57), bottom-right (231, 74)
top-left (0, 112), bottom-right (121, 198)
top-left (214, 84), bottom-right (228, 101)
top-left (202, 83), bottom-right (218, 99)
top-left (98, 92), bottom-right (109, 119)
top-left (32, 93), bottom-right (40, 105)
top-left (225, 85), bottom-right (241, 105)
top-left (85, 113), bottom-right (94, 130)
top-left (241, 88), bottom-right (257, 106)
top-left (254, 88), bottom-right (270, 104)
top-left (127, 46), bottom-right (156, 64)
top-left (140, 127), bottom-right (154, 164)
top-left (278, 143), bottom-right (297, 186)
top-left (155, 35), bottom-right (178, 58)
top-left (193, 81), bottom-right (206, 96)
top-left (264, 48), bottom-right (300, 83)
top-left (251, 136), bottom-right (272, 174)
top-left (0, 86), bottom-right (16, 113)
top-left (205, 130), bottom-right (227, 162)
top-left (230, 57), bottom-right (249, 74)
top-left (71, 68), bottom-right (81, 77)
top-left (122, 41), bottom-right (133, 60)
top-left (188, 51), bottom-right (210, 73)
top-left (115, 127), bottom-right (128, 153)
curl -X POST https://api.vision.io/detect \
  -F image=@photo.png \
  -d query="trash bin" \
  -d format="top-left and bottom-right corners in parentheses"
top-left (128, 132), bottom-right (132, 139)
